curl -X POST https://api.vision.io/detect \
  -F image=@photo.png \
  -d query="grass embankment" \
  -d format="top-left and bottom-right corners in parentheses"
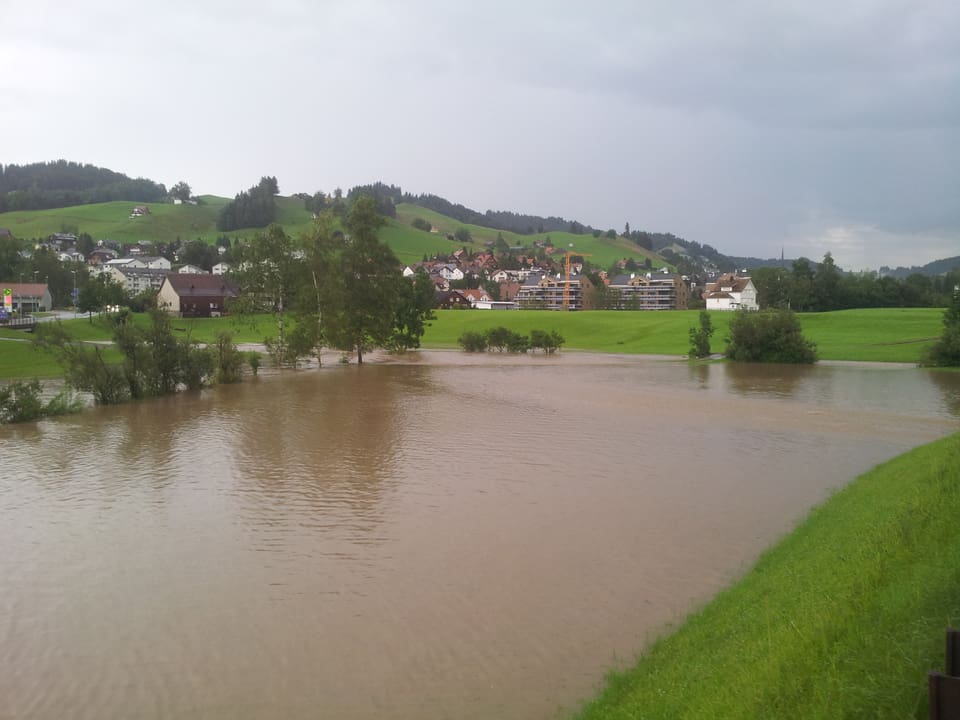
top-left (421, 307), bottom-right (944, 362)
top-left (576, 432), bottom-right (960, 719)
top-left (0, 315), bottom-right (277, 378)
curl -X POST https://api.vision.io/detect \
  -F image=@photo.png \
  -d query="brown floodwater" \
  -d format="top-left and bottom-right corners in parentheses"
top-left (2, 353), bottom-right (958, 719)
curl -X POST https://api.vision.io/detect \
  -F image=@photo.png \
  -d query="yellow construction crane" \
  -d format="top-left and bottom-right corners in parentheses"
top-left (563, 249), bottom-right (592, 310)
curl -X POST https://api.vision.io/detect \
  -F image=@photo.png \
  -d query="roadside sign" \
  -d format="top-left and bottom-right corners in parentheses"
top-left (2, 288), bottom-right (11, 310)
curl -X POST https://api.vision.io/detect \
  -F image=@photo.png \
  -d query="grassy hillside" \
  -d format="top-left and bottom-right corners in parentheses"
top-left (1, 196), bottom-right (664, 270)
top-left (576, 431), bottom-right (960, 719)
top-left (395, 203), bottom-right (667, 270)
top-left (0, 195), bottom-right (314, 244)
top-left (0, 195), bottom-right (664, 268)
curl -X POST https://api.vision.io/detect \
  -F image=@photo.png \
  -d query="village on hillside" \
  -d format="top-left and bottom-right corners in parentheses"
top-left (0, 206), bottom-right (760, 320)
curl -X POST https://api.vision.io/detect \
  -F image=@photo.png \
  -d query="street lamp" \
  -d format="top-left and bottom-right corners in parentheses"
top-left (71, 270), bottom-right (77, 317)
top-left (18, 273), bottom-right (23, 317)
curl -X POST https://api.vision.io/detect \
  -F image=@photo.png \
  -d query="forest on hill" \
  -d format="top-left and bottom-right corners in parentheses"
top-left (0, 161), bottom-right (167, 212)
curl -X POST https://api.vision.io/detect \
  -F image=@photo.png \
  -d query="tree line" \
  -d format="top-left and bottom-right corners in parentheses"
top-left (216, 176), bottom-right (279, 231)
top-left (751, 254), bottom-right (960, 312)
top-left (0, 160), bottom-right (167, 212)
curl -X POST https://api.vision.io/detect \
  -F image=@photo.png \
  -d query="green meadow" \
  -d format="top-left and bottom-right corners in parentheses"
top-left (575, 431), bottom-right (960, 719)
top-left (0, 196), bottom-right (314, 244)
top-left (0, 307), bottom-right (946, 379)
top-left (421, 307), bottom-right (944, 362)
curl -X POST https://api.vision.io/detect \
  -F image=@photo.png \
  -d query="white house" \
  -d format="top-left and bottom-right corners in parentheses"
top-left (436, 264), bottom-right (464, 281)
top-left (178, 264), bottom-right (208, 274)
top-left (212, 262), bottom-right (231, 275)
top-left (704, 274), bottom-right (759, 311)
top-left (103, 256), bottom-right (170, 272)
top-left (58, 248), bottom-right (86, 263)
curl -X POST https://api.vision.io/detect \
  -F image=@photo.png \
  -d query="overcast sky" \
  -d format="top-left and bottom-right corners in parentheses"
top-left (3, 0), bottom-right (958, 270)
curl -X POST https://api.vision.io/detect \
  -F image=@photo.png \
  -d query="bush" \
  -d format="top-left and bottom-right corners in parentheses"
top-left (486, 326), bottom-right (513, 352)
top-left (921, 290), bottom-right (960, 367)
top-left (247, 352), bottom-right (261, 375)
top-left (530, 329), bottom-right (565, 354)
top-left (725, 309), bottom-right (817, 364)
top-left (411, 217), bottom-right (432, 232)
top-left (688, 310), bottom-right (714, 358)
top-left (0, 379), bottom-right (83, 424)
top-left (212, 332), bottom-right (245, 383)
top-left (458, 331), bottom-right (488, 352)
top-left (0, 379), bottom-right (44, 423)
top-left (505, 332), bottom-right (530, 353)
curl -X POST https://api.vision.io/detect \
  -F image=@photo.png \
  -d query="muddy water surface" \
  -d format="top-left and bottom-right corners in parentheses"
top-left (2, 354), bottom-right (958, 719)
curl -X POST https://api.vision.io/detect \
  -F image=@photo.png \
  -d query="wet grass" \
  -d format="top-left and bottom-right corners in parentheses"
top-left (575, 432), bottom-right (960, 720)
top-left (0, 307), bottom-right (945, 379)
top-left (421, 308), bottom-right (944, 362)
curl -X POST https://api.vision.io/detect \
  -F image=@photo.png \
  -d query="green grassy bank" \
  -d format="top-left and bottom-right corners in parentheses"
top-left (0, 315), bottom-right (277, 378)
top-left (575, 432), bottom-right (960, 719)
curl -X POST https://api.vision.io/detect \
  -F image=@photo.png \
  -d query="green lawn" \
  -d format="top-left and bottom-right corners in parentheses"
top-left (421, 307), bottom-right (944, 362)
top-left (0, 307), bottom-right (946, 379)
top-left (575, 431), bottom-right (960, 719)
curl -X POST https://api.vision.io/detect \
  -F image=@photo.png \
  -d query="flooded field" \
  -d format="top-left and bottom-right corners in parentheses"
top-left (2, 354), bottom-right (958, 719)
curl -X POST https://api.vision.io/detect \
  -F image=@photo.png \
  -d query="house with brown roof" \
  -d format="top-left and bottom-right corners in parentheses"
top-left (459, 288), bottom-right (492, 306)
top-left (704, 273), bottom-right (758, 311)
top-left (1, 283), bottom-right (52, 314)
top-left (435, 289), bottom-right (472, 309)
top-left (157, 274), bottom-right (239, 317)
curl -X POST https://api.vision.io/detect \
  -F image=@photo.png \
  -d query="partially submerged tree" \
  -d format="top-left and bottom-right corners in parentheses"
top-left (324, 196), bottom-right (403, 363)
top-left (921, 286), bottom-right (960, 367)
top-left (688, 310), bottom-right (714, 359)
top-left (34, 309), bottom-right (223, 404)
top-left (725, 309), bottom-right (817, 364)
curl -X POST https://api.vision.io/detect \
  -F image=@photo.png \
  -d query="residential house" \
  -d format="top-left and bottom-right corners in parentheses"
top-left (459, 288), bottom-right (492, 307)
top-left (435, 264), bottom-right (465, 281)
top-left (704, 274), bottom-right (758, 311)
top-left (498, 281), bottom-right (522, 301)
top-left (88, 249), bottom-right (118, 266)
top-left (129, 205), bottom-right (151, 218)
top-left (178, 264), bottom-right (208, 274)
top-left (157, 274), bottom-right (239, 317)
top-left (58, 247), bottom-right (86, 263)
top-left (435, 289), bottom-right (472, 309)
top-left (212, 262), bottom-right (231, 275)
top-left (47, 233), bottom-right (77, 247)
top-left (606, 272), bottom-right (689, 310)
